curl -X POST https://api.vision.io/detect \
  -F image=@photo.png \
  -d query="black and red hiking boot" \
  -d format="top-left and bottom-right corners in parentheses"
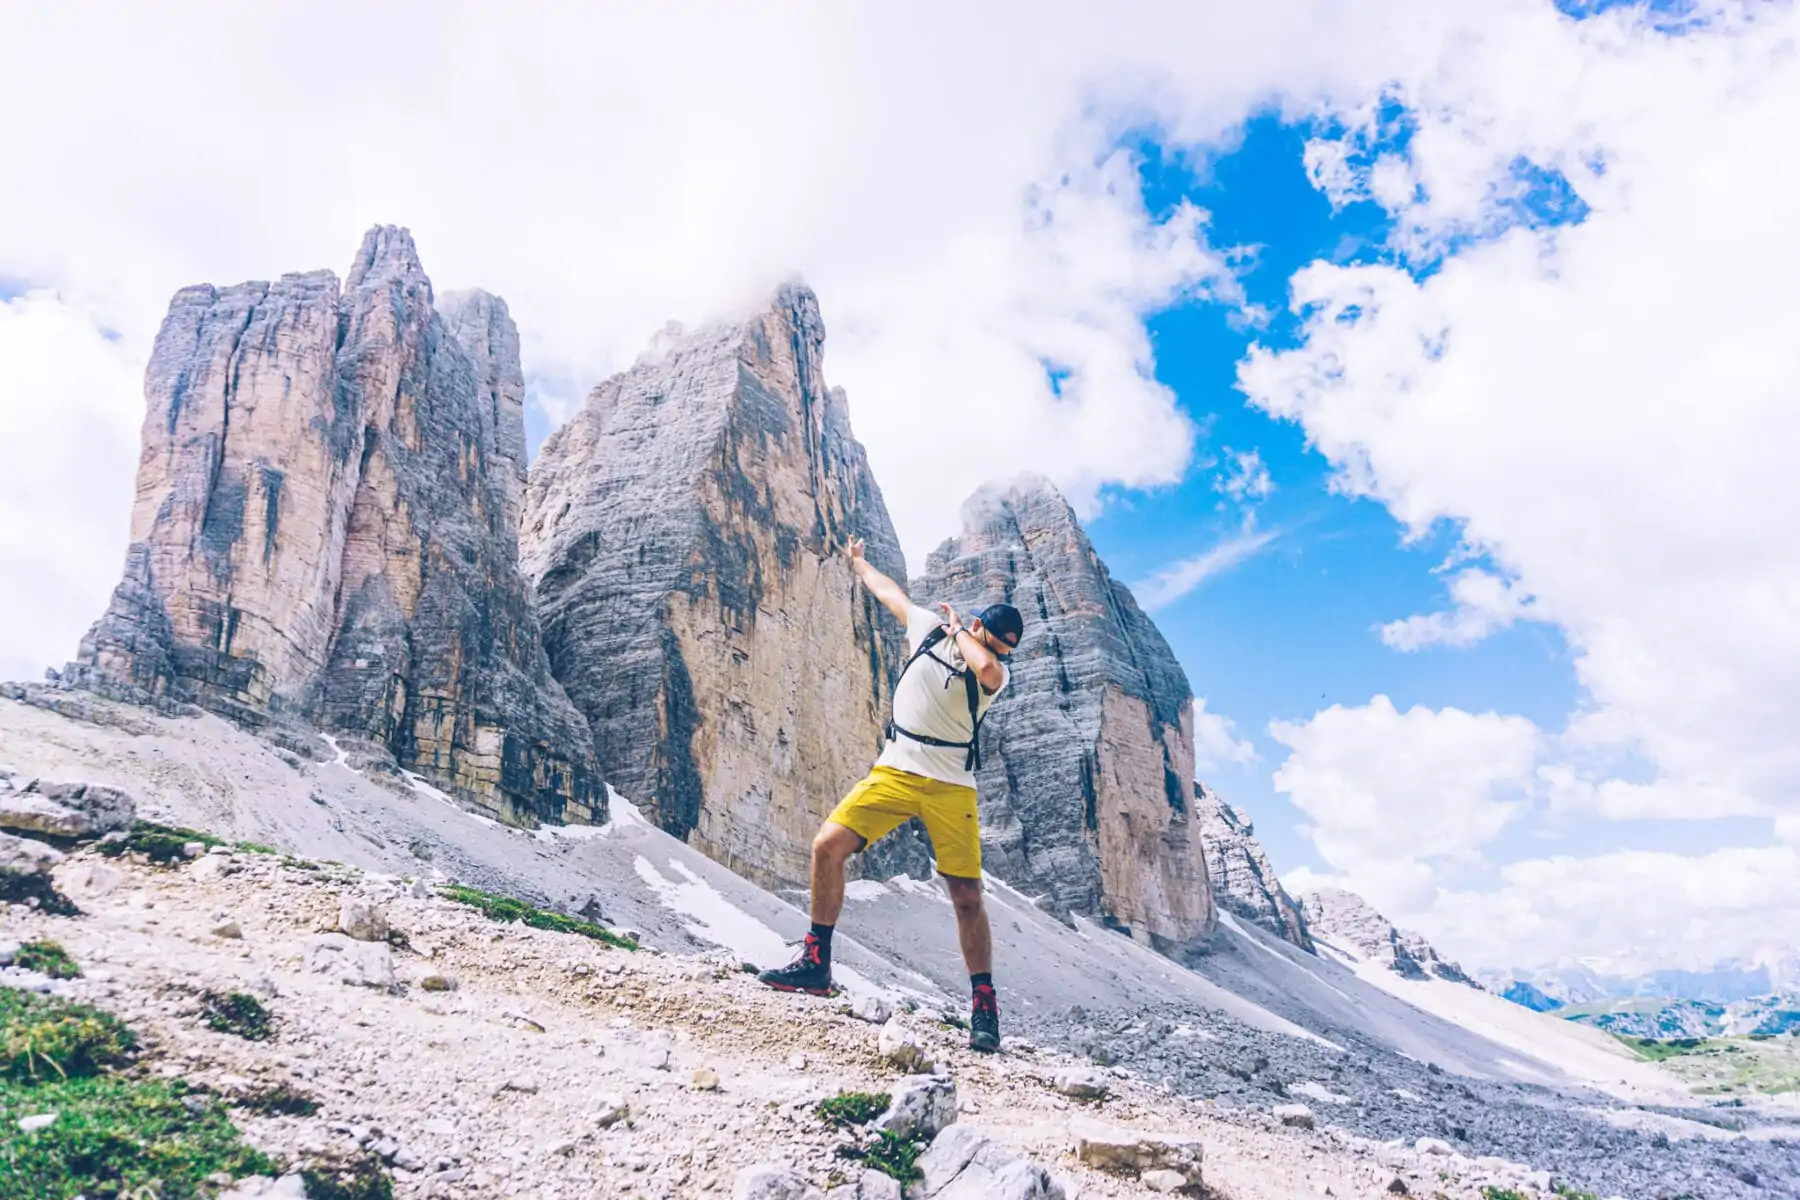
top-left (758, 933), bottom-right (833, 996)
top-left (969, 982), bottom-right (1001, 1052)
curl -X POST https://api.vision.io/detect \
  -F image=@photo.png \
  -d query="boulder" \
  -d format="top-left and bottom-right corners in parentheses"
top-left (0, 780), bottom-right (136, 840)
top-left (0, 832), bottom-right (72, 911)
top-left (55, 860), bottom-right (122, 901)
top-left (1074, 1123), bottom-right (1203, 1193)
top-left (870, 1074), bottom-right (957, 1141)
top-left (733, 1165), bottom-right (824, 1200)
top-left (912, 1124), bottom-right (1065, 1199)
top-left (305, 933), bottom-right (396, 991)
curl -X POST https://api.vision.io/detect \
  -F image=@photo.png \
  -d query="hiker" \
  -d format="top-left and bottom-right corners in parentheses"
top-left (758, 535), bottom-right (1022, 1053)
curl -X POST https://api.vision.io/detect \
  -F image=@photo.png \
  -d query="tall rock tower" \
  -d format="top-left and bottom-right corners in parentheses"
top-left (911, 477), bottom-right (1215, 954)
top-left (521, 285), bottom-right (915, 888)
top-left (72, 227), bottom-right (602, 827)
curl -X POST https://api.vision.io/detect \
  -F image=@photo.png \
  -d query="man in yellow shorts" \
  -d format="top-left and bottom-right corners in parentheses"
top-left (758, 535), bottom-right (1022, 1053)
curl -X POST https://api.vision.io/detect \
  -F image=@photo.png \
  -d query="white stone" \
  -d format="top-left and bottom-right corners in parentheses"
top-left (189, 855), bottom-right (232, 883)
top-left (877, 1019), bottom-right (933, 1074)
top-left (692, 1067), bottom-right (721, 1091)
top-left (212, 920), bottom-right (244, 939)
top-left (593, 1094), bottom-right (630, 1128)
top-left (1414, 1137), bottom-right (1454, 1156)
top-left (338, 893), bottom-right (389, 942)
top-left (1142, 1170), bottom-right (1187, 1194)
top-left (733, 1164), bottom-right (824, 1200)
top-left (914, 1124), bottom-right (1065, 1199)
top-left (57, 860), bottom-right (123, 899)
top-left (871, 1074), bottom-right (957, 1141)
top-left (1274, 1103), bottom-right (1316, 1129)
top-left (305, 933), bottom-right (396, 991)
top-left (1053, 1068), bottom-right (1110, 1100)
top-left (849, 993), bottom-right (893, 1024)
top-left (18, 1112), bottom-right (56, 1132)
top-left (1073, 1123), bottom-right (1203, 1191)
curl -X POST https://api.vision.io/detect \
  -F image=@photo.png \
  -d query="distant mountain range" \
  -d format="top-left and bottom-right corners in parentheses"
top-left (1481, 948), bottom-right (1800, 1039)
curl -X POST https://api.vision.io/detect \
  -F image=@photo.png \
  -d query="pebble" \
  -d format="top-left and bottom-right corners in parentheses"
top-left (212, 920), bottom-right (244, 939)
top-left (18, 1113), bottom-right (56, 1132)
top-left (849, 992), bottom-right (893, 1024)
top-left (692, 1067), bottom-right (721, 1091)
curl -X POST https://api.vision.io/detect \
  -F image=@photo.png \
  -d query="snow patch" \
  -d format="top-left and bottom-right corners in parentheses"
top-left (1290, 1080), bottom-right (1350, 1104)
top-left (401, 770), bottom-right (502, 830)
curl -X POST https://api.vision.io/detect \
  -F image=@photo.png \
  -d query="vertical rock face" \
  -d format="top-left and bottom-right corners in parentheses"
top-left (910, 477), bottom-right (1215, 953)
top-left (1300, 888), bottom-right (1478, 986)
top-left (1194, 783), bottom-right (1314, 952)
top-left (72, 226), bottom-right (601, 827)
top-left (521, 285), bottom-right (910, 888)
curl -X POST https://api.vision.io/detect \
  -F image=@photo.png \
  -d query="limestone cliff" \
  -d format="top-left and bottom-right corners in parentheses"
top-left (1300, 888), bottom-right (1477, 986)
top-left (70, 227), bottom-right (601, 827)
top-left (1195, 783), bottom-right (1313, 952)
top-left (910, 477), bottom-right (1215, 954)
top-left (521, 285), bottom-right (914, 888)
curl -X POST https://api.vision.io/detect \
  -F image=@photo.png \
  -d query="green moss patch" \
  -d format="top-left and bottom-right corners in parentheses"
top-left (439, 884), bottom-right (637, 950)
top-left (301, 1151), bottom-right (394, 1200)
top-left (0, 1074), bottom-right (278, 1198)
top-left (13, 939), bottom-right (81, 980)
top-left (817, 1091), bottom-right (890, 1128)
top-left (97, 821), bottom-right (225, 865)
top-left (858, 1129), bottom-right (925, 1183)
top-left (201, 991), bottom-right (273, 1041)
top-left (1, 988), bottom-right (135, 1082)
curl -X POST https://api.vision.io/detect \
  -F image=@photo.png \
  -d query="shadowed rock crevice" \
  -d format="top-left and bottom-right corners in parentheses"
top-left (67, 226), bottom-right (601, 828)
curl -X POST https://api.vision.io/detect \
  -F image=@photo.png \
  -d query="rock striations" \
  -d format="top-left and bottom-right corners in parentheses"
top-left (1301, 888), bottom-right (1477, 986)
top-left (1194, 784), bottom-right (1313, 952)
top-left (69, 226), bottom-right (601, 828)
top-left (910, 477), bottom-right (1214, 954)
top-left (521, 285), bottom-right (913, 889)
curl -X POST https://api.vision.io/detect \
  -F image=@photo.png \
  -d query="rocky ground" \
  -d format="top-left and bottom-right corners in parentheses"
top-left (3, 842), bottom-right (1621, 1200)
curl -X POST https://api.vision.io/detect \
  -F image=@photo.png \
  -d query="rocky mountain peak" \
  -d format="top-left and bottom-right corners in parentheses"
top-left (1300, 887), bottom-right (1477, 987)
top-left (67, 226), bottom-right (600, 827)
top-left (911, 475), bottom-right (1213, 954)
top-left (1194, 783), bottom-right (1313, 951)
top-left (522, 283), bottom-right (915, 888)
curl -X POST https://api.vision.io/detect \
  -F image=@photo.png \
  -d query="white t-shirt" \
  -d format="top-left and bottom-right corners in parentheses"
top-left (875, 604), bottom-right (1009, 788)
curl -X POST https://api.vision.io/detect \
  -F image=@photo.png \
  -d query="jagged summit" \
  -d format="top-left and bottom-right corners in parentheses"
top-left (1194, 783), bottom-right (1313, 951)
top-left (66, 225), bottom-right (601, 828)
top-left (912, 476), bottom-right (1213, 954)
top-left (1301, 887), bottom-right (1478, 987)
top-left (522, 283), bottom-right (914, 888)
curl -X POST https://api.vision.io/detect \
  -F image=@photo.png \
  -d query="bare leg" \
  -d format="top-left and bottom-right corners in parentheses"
top-left (943, 875), bottom-right (993, 976)
top-left (810, 822), bottom-right (864, 927)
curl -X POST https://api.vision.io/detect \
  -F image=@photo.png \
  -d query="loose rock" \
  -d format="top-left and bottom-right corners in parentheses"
top-left (337, 894), bottom-right (389, 943)
top-left (1053, 1067), bottom-right (1110, 1100)
top-left (305, 933), bottom-right (396, 991)
top-left (871, 1074), bottom-right (958, 1141)
top-left (1274, 1103), bottom-right (1316, 1130)
top-left (877, 1019), bottom-right (933, 1074)
top-left (1073, 1122), bottom-right (1203, 1193)
top-left (0, 780), bottom-right (136, 839)
top-left (734, 1164), bottom-right (824, 1200)
top-left (849, 993), bottom-right (893, 1024)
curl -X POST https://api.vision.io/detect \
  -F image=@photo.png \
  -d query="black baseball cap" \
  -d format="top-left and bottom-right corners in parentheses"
top-left (977, 603), bottom-right (1024, 648)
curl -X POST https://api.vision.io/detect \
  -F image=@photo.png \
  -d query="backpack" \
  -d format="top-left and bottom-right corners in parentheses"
top-left (885, 626), bottom-right (985, 771)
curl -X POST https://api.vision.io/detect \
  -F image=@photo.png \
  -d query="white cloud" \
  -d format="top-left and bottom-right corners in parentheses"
top-left (1424, 844), bottom-right (1800, 972)
top-left (1192, 697), bottom-right (1258, 772)
top-left (1777, 815), bottom-right (1800, 845)
top-left (1269, 696), bottom-right (1539, 913)
top-left (1241, 2), bottom-right (1800, 832)
top-left (1214, 448), bottom-right (1274, 503)
top-left (1132, 526), bottom-right (1277, 612)
top-left (1380, 567), bottom-right (1539, 650)
top-left (0, 293), bottom-right (141, 682)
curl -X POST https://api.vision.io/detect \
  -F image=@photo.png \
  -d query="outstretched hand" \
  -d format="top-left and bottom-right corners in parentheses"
top-left (936, 601), bottom-right (962, 631)
top-left (845, 536), bottom-right (866, 564)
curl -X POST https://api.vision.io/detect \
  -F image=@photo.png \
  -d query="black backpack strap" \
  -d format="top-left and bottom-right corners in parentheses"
top-left (887, 623), bottom-right (985, 770)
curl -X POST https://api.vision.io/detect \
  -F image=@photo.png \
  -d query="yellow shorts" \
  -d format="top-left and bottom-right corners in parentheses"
top-left (827, 765), bottom-right (982, 879)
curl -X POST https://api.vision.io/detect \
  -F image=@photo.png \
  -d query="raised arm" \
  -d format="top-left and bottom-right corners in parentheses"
top-left (846, 537), bottom-right (913, 626)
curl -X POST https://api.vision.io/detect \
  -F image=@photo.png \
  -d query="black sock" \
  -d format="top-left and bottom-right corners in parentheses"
top-left (809, 922), bottom-right (835, 958)
top-left (970, 972), bottom-right (993, 992)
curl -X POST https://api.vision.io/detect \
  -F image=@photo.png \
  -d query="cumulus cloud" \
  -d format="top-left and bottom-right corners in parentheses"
top-left (1192, 697), bottom-right (1258, 772)
top-left (1214, 448), bottom-right (1274, 504)
top-left (1242, 2), bottom-right (1800, 834)
top-left (1380, 567), bottom-right (1539, 650)
top-left (1268, 696), bottom-right (1539, 913)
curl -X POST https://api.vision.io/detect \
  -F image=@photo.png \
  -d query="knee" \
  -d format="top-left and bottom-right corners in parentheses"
top-left (812, 824), bottom-right (858, 865)
top-left (947, 881), bottom-right (985, 920)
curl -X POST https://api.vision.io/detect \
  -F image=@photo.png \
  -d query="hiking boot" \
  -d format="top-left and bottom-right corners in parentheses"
top-left (757, 933), bottom-right (832, 996)
top-left (969, 982), bottom-right (1001, 1052)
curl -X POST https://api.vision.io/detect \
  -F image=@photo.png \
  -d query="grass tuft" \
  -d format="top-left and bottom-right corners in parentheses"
top-left (860, 1129), bottom-right (925, 1182)
top-left (817, 1091), bottom-right (890, 1128)
top-left (439, 884), bottom-right (637, 950)
top-left (0, 1074), bottom-right (278, 1198)
top-left (301, 1151), bottom-right (393, 1200)
top-left (1, 987), bottom-right (136, 1081)
top-left (98, 821), bottom-right (225, 865)
top-left (1553, 1184), bottom-right (1600, 1200)
top-left (14, 939), bottom-right (81, 980)
top-left (201, 991), bottom-right (273, 1041)
top-left (233, 840), bottom-right (280, 856)
top-left (1480, 1190), bottom-right (1529, 1200)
